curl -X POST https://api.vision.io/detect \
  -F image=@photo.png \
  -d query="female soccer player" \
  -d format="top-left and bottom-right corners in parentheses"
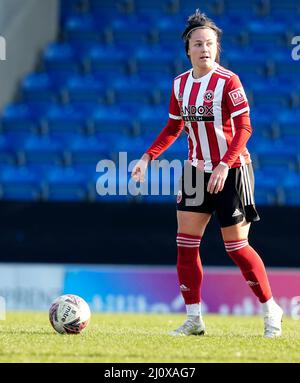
top-left (131, 10), bottom-right (283, 338)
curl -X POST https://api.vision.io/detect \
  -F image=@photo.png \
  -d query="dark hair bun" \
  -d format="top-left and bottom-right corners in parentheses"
top-left (187, 9), bottom-right (208, 26)
top-left (182, 9), bottom-right (222, 42)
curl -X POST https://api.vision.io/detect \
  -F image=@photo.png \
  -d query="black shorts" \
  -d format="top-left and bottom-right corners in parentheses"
top-left (176, 162), bottom-right (260, 228)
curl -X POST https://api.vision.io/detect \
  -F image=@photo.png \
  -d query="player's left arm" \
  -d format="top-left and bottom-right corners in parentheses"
top-left (207, 75), bottom-right (252, 194)
top-left (220, 74), bottom-right (252, 168)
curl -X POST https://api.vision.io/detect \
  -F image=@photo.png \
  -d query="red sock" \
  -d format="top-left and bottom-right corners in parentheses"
top-left (225, 239), bottom-right (272, 303)
top-left (176, 233), bottom-right (203, 305)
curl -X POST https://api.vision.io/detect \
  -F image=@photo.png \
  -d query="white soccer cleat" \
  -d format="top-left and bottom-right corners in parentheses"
top-left (169, 317), bottom-right (205, 336)
top-left (264, 304), bottom-right (283, 338)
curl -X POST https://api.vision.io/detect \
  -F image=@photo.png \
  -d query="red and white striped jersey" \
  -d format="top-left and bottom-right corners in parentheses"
top-left (169, 62), bottom-right (251, 172)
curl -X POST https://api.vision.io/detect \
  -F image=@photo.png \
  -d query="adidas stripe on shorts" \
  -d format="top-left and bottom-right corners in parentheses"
top-left (176, 162), bottom-right (260, 228)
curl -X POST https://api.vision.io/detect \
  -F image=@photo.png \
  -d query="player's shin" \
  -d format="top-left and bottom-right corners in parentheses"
top-left (224, 239), bottom-right (272, 303)
top-left (176, 233), bottom-right (203, 315)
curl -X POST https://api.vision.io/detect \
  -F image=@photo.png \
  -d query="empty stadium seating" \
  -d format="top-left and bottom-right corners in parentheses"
top-left (0, 0), bottom-right (299, 204)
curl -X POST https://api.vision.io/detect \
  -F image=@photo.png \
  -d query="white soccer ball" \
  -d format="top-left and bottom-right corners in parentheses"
top-left (49, 294), bottom-right (91, 334)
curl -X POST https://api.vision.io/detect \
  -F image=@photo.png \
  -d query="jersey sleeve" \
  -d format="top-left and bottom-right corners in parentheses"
top-left (223, 75), bottom-right (250, 118)
top-left (221, 112), bottom-right (252, 167)
top-left (145, 118), bottom-right (184, 160)
top-left (168, 81), bottom-right (182, 121)
top-left (145, 80), bottom-right (184, 160)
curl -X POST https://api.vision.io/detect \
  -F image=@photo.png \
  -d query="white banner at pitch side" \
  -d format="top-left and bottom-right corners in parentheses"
top-left (0, 263), bottom-right (299, 317)
top-left (0, 263), bottom-right (64, 310)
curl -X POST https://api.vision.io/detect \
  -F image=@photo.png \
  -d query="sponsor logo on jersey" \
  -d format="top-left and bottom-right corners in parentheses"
top-left (229, 87), bottom-right (246, 106)
top-left (180, 105), bottom-right (214, 122)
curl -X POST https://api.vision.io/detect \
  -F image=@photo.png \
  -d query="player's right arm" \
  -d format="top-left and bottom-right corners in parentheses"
top-left (131, 82), bottom-right (184, 182)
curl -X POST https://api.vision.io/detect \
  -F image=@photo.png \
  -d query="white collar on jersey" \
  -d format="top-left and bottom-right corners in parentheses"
top-left (190, 62), bottom-right (218, 82)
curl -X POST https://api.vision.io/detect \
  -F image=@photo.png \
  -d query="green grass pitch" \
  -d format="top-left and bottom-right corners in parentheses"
top-left (0, 312), bottom-right (299, 363)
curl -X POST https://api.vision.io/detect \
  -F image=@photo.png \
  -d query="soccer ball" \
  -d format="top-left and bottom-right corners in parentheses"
top-left (49, 294), bottom-right (91, 334)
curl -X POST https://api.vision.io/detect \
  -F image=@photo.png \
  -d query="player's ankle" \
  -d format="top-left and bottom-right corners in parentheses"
top-left (187, 314), bottom-right (202, 323)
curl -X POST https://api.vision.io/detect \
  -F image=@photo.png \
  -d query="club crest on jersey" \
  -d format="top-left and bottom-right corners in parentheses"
top-left (229, 87), bottom-right (246, 106)
top-left (204, 90), bottom-right (214, 102)
top-left (178, 93), bottom-right (183, 101)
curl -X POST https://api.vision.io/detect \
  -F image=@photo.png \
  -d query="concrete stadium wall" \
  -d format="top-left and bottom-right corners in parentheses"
top-left (0, 0), bottom-right (59, 109)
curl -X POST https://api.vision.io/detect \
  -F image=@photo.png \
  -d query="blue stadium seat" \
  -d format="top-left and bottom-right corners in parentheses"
top-left (291, 19), bottom-right (300, 37)
top-left (89, 0), bottom-right (127, 13)
top-left (65, 74), bottom-right (104, 103)
top-left (91, 106), bottom-right (133, 135)
top-left (61, 0), bottom-right (88, 13)
top-left (254, 169), bottom-right (281, 205)
top-left (1, 103), bottom-right (39, 134)
top-left (278, 123), bottom-right (300, 139)
top-left (281, 188), bottom-right (300, 205)
top-left (271, 49), bottom-right (300, 76)
top-left (0, 166), bottom-right (41, 201)
top-left (250, 104), bottom-right (282, 126)
top-left (0, 135), bottom-right (16, 165)
top-left (67, 135), bottom-right (110, 167)
top-left (60, 0), bottom-right (89, 24)
top-left (280, 173), bottom-right (300, 205)
top-left (110, 15), bottom-right (152, 45)
top-left (110, 135), bottom-right (144, 159)
top-left (68, 101), bottom-right (99, 117)
top-left (177, 0), bottom-right (216, 16)
top-left (135, 74), bottom-right (173, 107)
top-left (133, 46), bottom-right (175, 76)
top-left (133, 0), bottom-right (175, 14)
top-left (248, 108), bottom-right (276, 139)
top-left (44, 167), bottom-right (88, 201)
top-left (247, 20), bottom-right (287, 46)
top-left (43, 104), bottom-right (87, 141)
top-left (275, 73), bottom-right (300, 94)
top-left (227, 48), bottom-right (267, 76)
top-left (63, 14), bottom-right (102, 42)
top-left (209, 14), bottom-right (250, 47)
top-left (109, 75), bottom-right (153, 104)
top-left (223, 0), bottom-right (259, 16)
top-left (21, 135), bottom-right (65, 166)
top-left (21, 72), bottom-right (63, 102)
top-left (43, 43), bottom-right (81, 73)
top-left (268, 0), bottom-right (300, 17)
top-left (251, 80), bottom-right (293, 107)
top-left (257, 151), bottom-right (299, 172)
top-left (277, 110), bottom-right (300, 138)
top-left (88, 45), bottom-right (130, 75)
top-left (136, 105), bottom-right (168, 135)
top-left (147, 75), bottom-right (173, 106)
top-left (152, 15), bottom-right (186, 46)
top-left (254, 186), bottom-right (279, 205)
